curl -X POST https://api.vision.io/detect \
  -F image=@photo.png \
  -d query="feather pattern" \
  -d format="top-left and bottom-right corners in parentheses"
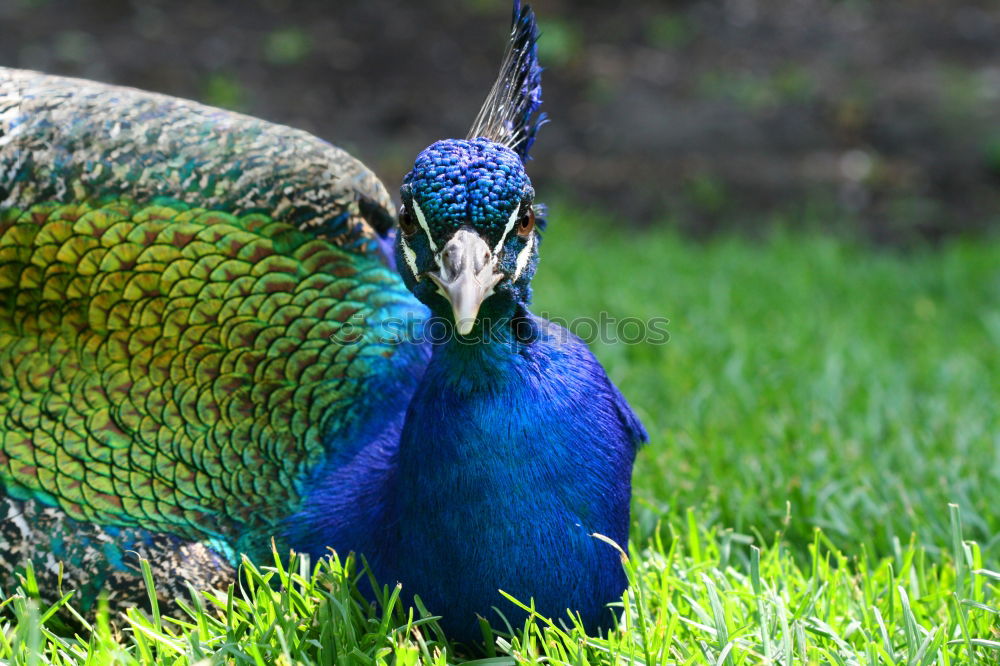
top-left (0, 67), bottom-right (428, 567)
top-left (467, 1), bottom-right (547, 160)
top-left (0, 69), bottom-right (397, 254)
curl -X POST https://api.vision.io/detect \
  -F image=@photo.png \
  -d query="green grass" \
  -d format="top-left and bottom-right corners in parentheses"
top-left (536, 210), bottom-right (1000, 561)
top-left (3, 210), bottom-right (1000, 663)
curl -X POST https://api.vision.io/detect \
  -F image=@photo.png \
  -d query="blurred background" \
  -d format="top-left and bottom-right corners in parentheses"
top-left (5, 0), bottom-right (1000, 243)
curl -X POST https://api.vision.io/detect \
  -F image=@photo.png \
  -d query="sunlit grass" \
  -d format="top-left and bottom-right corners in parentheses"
top-left (3, 210), bottom-right (1000, 663)
top-left (3, 507), bottom-right (997, 663)
top-left (535, 210), bottom-right (1000, 560)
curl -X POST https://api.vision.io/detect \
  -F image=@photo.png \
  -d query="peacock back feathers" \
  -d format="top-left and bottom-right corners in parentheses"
top-left (0, 68), bottom-right (426, 571)
top-left (1, 68), bottom-right (395, 252)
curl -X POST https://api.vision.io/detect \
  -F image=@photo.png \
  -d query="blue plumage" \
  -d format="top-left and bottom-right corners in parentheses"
top-left (286, 308), bottom-right (644, 640)
top-left (393, 313), bottom-right (644, 638)
top-left (403, 139), bottom-right (532, 239)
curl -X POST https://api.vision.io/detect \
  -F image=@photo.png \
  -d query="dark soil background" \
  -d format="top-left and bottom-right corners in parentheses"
top-left (4, 0), bottom-right (1000, 241)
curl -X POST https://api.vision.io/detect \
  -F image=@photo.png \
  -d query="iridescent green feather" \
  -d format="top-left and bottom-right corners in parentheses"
top-left (0, 199), bottom-right (411, 549)
top-left (0, 68), bottom-right (421, 564)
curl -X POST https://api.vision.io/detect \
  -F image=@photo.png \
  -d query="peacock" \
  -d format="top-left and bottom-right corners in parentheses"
top-left (0, 1), bottom-right (645, 640)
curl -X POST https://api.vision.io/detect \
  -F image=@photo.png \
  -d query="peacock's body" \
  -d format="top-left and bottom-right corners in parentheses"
top-left (0, 2), bottom-right (644, 640)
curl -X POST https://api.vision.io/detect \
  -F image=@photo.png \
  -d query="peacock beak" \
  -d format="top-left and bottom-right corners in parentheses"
top-left (428, 228), bottom-right (503, 336)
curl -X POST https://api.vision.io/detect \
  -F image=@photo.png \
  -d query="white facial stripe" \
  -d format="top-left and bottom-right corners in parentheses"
top-left (411, 200), bottom-right (438, 252)
top-left (400, 236), bottom-right (421, 280)
top-left (513, 232), bottom-right (534, 282)
top-left (493, 207), bottom-right (522, 257)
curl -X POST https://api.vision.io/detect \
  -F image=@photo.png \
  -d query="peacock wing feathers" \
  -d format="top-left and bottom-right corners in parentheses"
top-left (0, 68), bottom-right (425, 561)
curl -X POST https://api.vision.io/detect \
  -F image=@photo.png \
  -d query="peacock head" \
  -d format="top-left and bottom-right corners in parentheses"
top-left (396, 138), bottom-right (539, 335)
top-left (394, 1), bottom-right (546, 337)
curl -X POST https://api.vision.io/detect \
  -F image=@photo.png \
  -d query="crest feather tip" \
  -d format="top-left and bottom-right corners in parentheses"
top-left (468, 1), bottom-right (546, 161)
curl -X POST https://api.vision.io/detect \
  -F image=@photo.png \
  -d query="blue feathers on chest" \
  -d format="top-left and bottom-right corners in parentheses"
top-left (286, 314), bottom-right (644, 639)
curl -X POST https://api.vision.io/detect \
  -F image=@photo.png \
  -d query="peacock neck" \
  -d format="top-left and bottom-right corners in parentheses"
top-left (425, 306), bottom-right (535, 387)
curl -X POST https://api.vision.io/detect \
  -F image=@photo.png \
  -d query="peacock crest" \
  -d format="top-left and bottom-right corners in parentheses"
top-left (467, 1), bottom-right (547, 161)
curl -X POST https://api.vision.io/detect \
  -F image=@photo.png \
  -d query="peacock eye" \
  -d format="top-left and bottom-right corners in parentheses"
top-left (398, 205), bottom-right (418, 237)
top-left (517, 207), bottom-right (536, 238)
